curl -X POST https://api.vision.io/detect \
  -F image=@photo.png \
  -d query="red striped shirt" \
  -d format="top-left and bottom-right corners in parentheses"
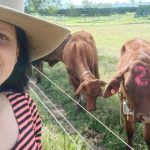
top-left (5, 92), bottom-right (43, 150)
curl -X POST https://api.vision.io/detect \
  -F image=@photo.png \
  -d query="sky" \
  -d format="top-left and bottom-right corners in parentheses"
top-left (70, 0), bottom-right (150, 5)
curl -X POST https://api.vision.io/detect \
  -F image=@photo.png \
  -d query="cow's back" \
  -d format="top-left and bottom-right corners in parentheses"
top-left (117, 38), bottom-right (150, 71)
top-left (63, 31), bottom-right (98, 76)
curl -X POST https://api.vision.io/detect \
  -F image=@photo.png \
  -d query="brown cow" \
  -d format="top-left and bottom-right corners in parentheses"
top-left (63, 31), bottom-right (106, 112)
top-left (32, 34), bottom-right (71, 83)
top-left (103, 38), bottom-right (150, 150)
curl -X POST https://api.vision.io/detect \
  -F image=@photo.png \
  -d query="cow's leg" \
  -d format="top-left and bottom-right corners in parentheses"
top-left (119, 93), bottom-right (134, 149)
top-left (68, 74), bottom-right (82, 113)
top-left (124, 115), bottom-right (135, 150)
top-left (75, 94), bottom-right (83, 113)
top-left (36, 72), bottom-right (41, 83)
top-left (143, 124), bottom-right (150, 150)
top-left (27, 65), bottom-right (32, 77)
top-left (76, 94), bottom-right (86, 113)
top-left (36, 62), bottom-right (43, 84)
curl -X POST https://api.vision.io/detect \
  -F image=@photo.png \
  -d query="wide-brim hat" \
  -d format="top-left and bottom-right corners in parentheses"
top-left (0, 0), bottom-right (70, 61)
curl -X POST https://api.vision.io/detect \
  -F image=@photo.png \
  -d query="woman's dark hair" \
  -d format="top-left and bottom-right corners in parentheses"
top-left (0, 26), bottom-right (31, 93)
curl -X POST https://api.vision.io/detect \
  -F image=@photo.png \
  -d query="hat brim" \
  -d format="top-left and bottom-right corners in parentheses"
top-left (0, 5), bottom-right (70, 61)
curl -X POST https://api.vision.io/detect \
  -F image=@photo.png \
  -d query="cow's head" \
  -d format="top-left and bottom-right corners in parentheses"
top-left (76, 79), bottom-right (106, 111)
top-left (103, 60), bottom-right (150, 122)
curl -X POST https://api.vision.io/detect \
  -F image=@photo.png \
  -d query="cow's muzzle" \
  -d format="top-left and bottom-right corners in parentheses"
top-left (86, 99), bottom-right (96, 112)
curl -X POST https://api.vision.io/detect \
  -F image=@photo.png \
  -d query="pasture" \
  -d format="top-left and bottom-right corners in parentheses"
top-left (30, 13), bottom-right (150, 150)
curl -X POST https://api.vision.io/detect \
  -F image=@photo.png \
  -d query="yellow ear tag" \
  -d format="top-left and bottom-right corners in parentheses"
top-left (111, 89), bottom-right (116, 95)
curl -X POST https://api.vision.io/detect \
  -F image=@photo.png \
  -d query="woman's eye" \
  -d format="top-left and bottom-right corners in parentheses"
top-left (0, 34), bottom-right (7, 41)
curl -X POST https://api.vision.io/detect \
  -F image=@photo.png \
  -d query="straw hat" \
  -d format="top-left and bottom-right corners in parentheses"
top-left (0, 0), bottom-right (70, 60)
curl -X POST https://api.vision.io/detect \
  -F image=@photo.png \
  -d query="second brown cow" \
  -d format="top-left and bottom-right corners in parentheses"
top-left (103, 38), bottom-right (150, 150)
top-left (63, 31), bottom-right (106, 112)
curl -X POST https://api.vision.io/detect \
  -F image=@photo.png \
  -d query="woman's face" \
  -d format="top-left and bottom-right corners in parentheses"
top-left (0, 21), bottom-right (18, 84)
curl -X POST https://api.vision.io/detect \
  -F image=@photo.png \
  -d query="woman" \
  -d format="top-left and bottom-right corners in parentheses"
top-left (0, 0), bottom-right (70, 150)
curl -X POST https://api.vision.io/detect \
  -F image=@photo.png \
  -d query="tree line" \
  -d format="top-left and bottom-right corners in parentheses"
top-left (57, 7), bottom-right (137, 17)
top-left (24, 0), bottom-right (150, 17)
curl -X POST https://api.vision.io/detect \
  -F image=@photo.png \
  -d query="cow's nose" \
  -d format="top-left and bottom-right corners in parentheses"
top-left (86, 105), bottom-right (96, 112)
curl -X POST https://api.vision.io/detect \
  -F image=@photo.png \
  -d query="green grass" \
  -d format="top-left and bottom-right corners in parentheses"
top-left (30, 86), bottom-right (89, 150)
top-left (30, 13), bottom-right (150, 150)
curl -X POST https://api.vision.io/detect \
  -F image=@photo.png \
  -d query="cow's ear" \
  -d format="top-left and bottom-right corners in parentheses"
top-left (75, 81), bottom-right (86, 95)
top-left (103, 73), bottom-right (123, 98)
top-left (120, 44), bottom-right (126, 56)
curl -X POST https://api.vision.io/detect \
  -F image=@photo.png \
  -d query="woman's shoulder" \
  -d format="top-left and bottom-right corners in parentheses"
top-left (4, 92), bottom-right (30, 98)
top-left (3, 92), bottom-right (33, 103)
top-left (4, 92), bottom-right (38, 113)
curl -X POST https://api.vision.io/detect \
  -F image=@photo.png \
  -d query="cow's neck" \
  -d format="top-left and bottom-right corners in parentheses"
top-left (80, 70), bottom-right (95, 82)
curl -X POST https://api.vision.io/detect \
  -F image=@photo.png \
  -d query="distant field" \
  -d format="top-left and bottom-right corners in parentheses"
top-left (43, 13), bottom-right (150, 79)
top-left (42, 13), bottom-right (150, 53)
top-left (31, 13), bottom-right (150, 150)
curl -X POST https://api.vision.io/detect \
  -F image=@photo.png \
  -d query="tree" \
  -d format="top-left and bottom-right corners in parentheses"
top-left (82, 0), bottom-right (94, 8)
top-left (130, 0), bottom-right (135, 6)
top-left (139, 1), bottom-right (142, 6)
top-left (96, 3), bottom-right (112, 8)
top-left (25, 0), bottom-right (62, 15)
top-left (67, 3), bottom-right (78, 16)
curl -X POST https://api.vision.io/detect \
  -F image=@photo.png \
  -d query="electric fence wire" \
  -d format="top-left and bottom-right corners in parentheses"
top-left (40, 117), bottom-right (62, 150)
top-left (29, 86), bottom-right (82, 150)
top-left (31, 66), bottom-right (134, 150)
top-left (29, 77), bottom-right (93, 150)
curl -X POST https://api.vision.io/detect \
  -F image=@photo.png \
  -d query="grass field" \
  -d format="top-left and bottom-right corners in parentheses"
top-left (30, 13), bottom-right (150, 150)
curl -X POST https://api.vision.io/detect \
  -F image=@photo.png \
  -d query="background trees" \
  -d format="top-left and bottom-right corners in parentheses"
top-left (24, 0), bottom-right (150, 17)
top-left (25, 0), bottom-right (62, 15)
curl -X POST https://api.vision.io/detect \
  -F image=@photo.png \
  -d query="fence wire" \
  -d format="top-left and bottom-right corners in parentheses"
top-left (29, 77), bottom-right (93, 150)
top-left (29, 85), bottom-right (82, 150)
top-left (31, 66), bottom-right (134, 150)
